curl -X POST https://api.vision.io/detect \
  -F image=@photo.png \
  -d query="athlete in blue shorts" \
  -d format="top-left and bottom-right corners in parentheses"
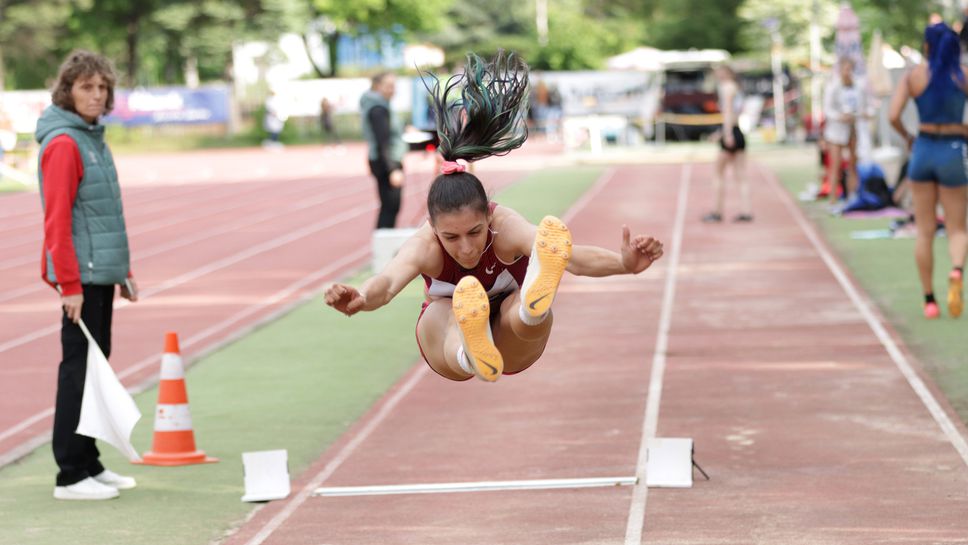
top-left (890, 23), bottom-right (968, 319)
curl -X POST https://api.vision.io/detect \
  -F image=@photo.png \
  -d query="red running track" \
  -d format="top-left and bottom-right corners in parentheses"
top-left (0, 141), bottom-right (549, 465)
top-left (221, 161), bottom-right (968, 545)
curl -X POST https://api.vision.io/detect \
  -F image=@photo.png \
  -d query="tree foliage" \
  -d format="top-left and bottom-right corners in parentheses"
top-left (0, 0), bottom-right (75, 89)
top-left (646, 0), bottom-right (745, 53)
top-left (0, 0), bottom-right (956, 90)
top-left (740, 0), bottom-right (939, 67)
top-left (312, 0), bottom-right (452, 34)
top-left (421, 0), bottom-right (643, 71)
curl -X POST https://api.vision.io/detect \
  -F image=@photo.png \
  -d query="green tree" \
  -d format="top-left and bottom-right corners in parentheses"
top-left (421, 0), bottom-right (643, 71)
top-left (0, 0), bottom-right (74, 89)
top-left (421, 0), bottom-right (535, 69)
top-left (535, 0), bottom-right (643, 70)
top-left (66, 0), bottom-right (166, 86)
top-left (310, 0), bottom-right (454, 76)
top-left (741, 0), bottom-right (944, 67)
top-left (854, 0), bottom-right (940, 49)
top-left (739, 0), bottom-right (840, 66)
top-left (647, 0), bottom-right (744, 53)
top-left (149, 1), bottom-right (277, 85)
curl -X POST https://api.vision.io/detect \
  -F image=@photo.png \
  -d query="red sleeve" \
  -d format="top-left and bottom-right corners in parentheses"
top-left (41, 134), bottom-right (84, 296)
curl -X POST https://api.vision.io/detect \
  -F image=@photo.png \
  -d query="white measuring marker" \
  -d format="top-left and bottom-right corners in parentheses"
top-left (314, 476), bottom-right (637, 497)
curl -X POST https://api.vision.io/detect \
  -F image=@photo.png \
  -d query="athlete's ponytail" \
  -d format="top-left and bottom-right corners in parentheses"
top-left (924, 23), bottom-right (964, 103)
top-left (421, 51), bottom-right (530, 223)
top-left (422, 50), bottom-right (530, 165)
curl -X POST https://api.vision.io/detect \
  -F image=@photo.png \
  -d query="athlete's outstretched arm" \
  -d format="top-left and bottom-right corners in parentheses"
top-left (496, 209), bottom-right (663, 278)
top-left (567, 225), bottom-right (663, 277)
top-left (324, 230), bottom-right (432, 316)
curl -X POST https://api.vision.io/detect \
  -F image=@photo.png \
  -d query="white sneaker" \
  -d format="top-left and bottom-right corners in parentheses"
top-left (92, 469), bottom-right (137, 490)
top-left (54, 477), bottom-right (119, 500)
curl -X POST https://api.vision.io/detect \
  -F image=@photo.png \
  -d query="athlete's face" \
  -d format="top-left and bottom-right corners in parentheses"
top-left (71, 73), bottom-right (109, 123)
top-left (432, 206), bottom-right (490, 270)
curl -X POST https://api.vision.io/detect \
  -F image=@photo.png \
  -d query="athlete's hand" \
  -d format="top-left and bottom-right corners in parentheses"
top-left (324, 283), bottom-right (366, 316)
top-left (621, 226), bottom-right (664, 274)
top-left (62, 293), bottom-right (83, 323)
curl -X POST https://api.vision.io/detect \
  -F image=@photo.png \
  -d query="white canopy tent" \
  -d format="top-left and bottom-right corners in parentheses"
top-left (606, 48), bottom-right (730, 72)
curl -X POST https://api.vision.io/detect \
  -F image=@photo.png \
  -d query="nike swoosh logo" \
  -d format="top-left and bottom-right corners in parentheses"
top-left (485, 265), bottom-right (495, 275)
top-left (478, 358), bottom-right (498, 376)
top-left (528, 293), bottom-right (550, 310)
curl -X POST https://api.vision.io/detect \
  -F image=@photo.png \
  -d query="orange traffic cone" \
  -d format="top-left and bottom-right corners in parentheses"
top-left (136, 332), bottom-right (217, 466)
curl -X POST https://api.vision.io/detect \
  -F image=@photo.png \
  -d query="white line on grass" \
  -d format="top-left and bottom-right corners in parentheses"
top-left (241, 365), bottom-right (430, 545)
top-left (763, 165), bottom-right (968, 467)
top-left (624, 162), bottom-right (691, 545)
top-left (562, 167), bottom-right (616, 223)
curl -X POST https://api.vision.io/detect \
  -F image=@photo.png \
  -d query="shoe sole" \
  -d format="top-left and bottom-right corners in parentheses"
top-left (53, 489), bottom-right (119, 500)
top-left (453, 276), bottom-right (503, 382)
top-left (522, 216), bottom-right (571, 318)
top-left (949, 275), bottom-right (963, 318)
top-left (94, 478), bottom-right (136, 490)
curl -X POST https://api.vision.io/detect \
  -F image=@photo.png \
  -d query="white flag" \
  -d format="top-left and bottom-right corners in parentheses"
top-left (75, 320), bottom-right (142, 462)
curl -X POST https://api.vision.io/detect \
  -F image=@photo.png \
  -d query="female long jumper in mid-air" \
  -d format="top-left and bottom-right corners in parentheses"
top-left (324, 51), bottom-right (665, 382)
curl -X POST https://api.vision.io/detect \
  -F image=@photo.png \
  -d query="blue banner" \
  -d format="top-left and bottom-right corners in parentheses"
top-left (104, 85), bottom-right (230, 126)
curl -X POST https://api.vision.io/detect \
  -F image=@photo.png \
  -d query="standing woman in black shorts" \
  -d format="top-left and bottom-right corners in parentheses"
top-left (703, 64), bottom-right (751, 223)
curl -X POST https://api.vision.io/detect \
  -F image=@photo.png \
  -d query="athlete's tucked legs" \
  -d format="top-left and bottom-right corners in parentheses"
top-left (417, 299), bottom-right (476, 381)
top-left (492, 291), bottom-right (554, 375)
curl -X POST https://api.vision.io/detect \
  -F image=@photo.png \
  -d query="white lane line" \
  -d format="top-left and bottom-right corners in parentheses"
top-left (0, 182), bottom-right (236, 253)
top-left (0, 170), bottom-right (521, 452)
top-left (0, 196), bottom-right (376, 354)
top-left (0, 179), bottom-right (361, 283)
top-left (624, 162), bottom-right (691, 545)
top-left (121, 247), bottom-right (371, 383)
top-left (241, 365), bottom-right (430, 545)
top-left (763, 165), bottom-right (968, 467)
top-left (314, 476), bottom-right (637, 497)
top-left (0, 409), bottom-right (54, 454)
top-left (236, 166), bottom-right (619, 545)
top-left (562, 167), bottom-right (616, 223)
top-left (0, 247), bottom-right (369, 449)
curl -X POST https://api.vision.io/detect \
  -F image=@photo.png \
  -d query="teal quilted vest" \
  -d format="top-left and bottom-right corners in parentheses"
top-left (36, 105), bottom-right (130, 285)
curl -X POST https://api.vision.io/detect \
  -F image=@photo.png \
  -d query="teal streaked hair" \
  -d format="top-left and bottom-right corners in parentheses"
top-left (420, 50), bottom-right (530, 163)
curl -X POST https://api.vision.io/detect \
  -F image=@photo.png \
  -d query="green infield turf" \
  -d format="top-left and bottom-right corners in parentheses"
top-left (761, 147), bottom-right (968, 422)
top-left (0, 179), bottom-right (30, 193)
top-left (0, 164), bottom-right (604, 545)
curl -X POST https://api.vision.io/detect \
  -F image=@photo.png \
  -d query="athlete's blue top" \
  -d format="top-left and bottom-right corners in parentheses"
top-left (915, 88), bottom-right (965, 124)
